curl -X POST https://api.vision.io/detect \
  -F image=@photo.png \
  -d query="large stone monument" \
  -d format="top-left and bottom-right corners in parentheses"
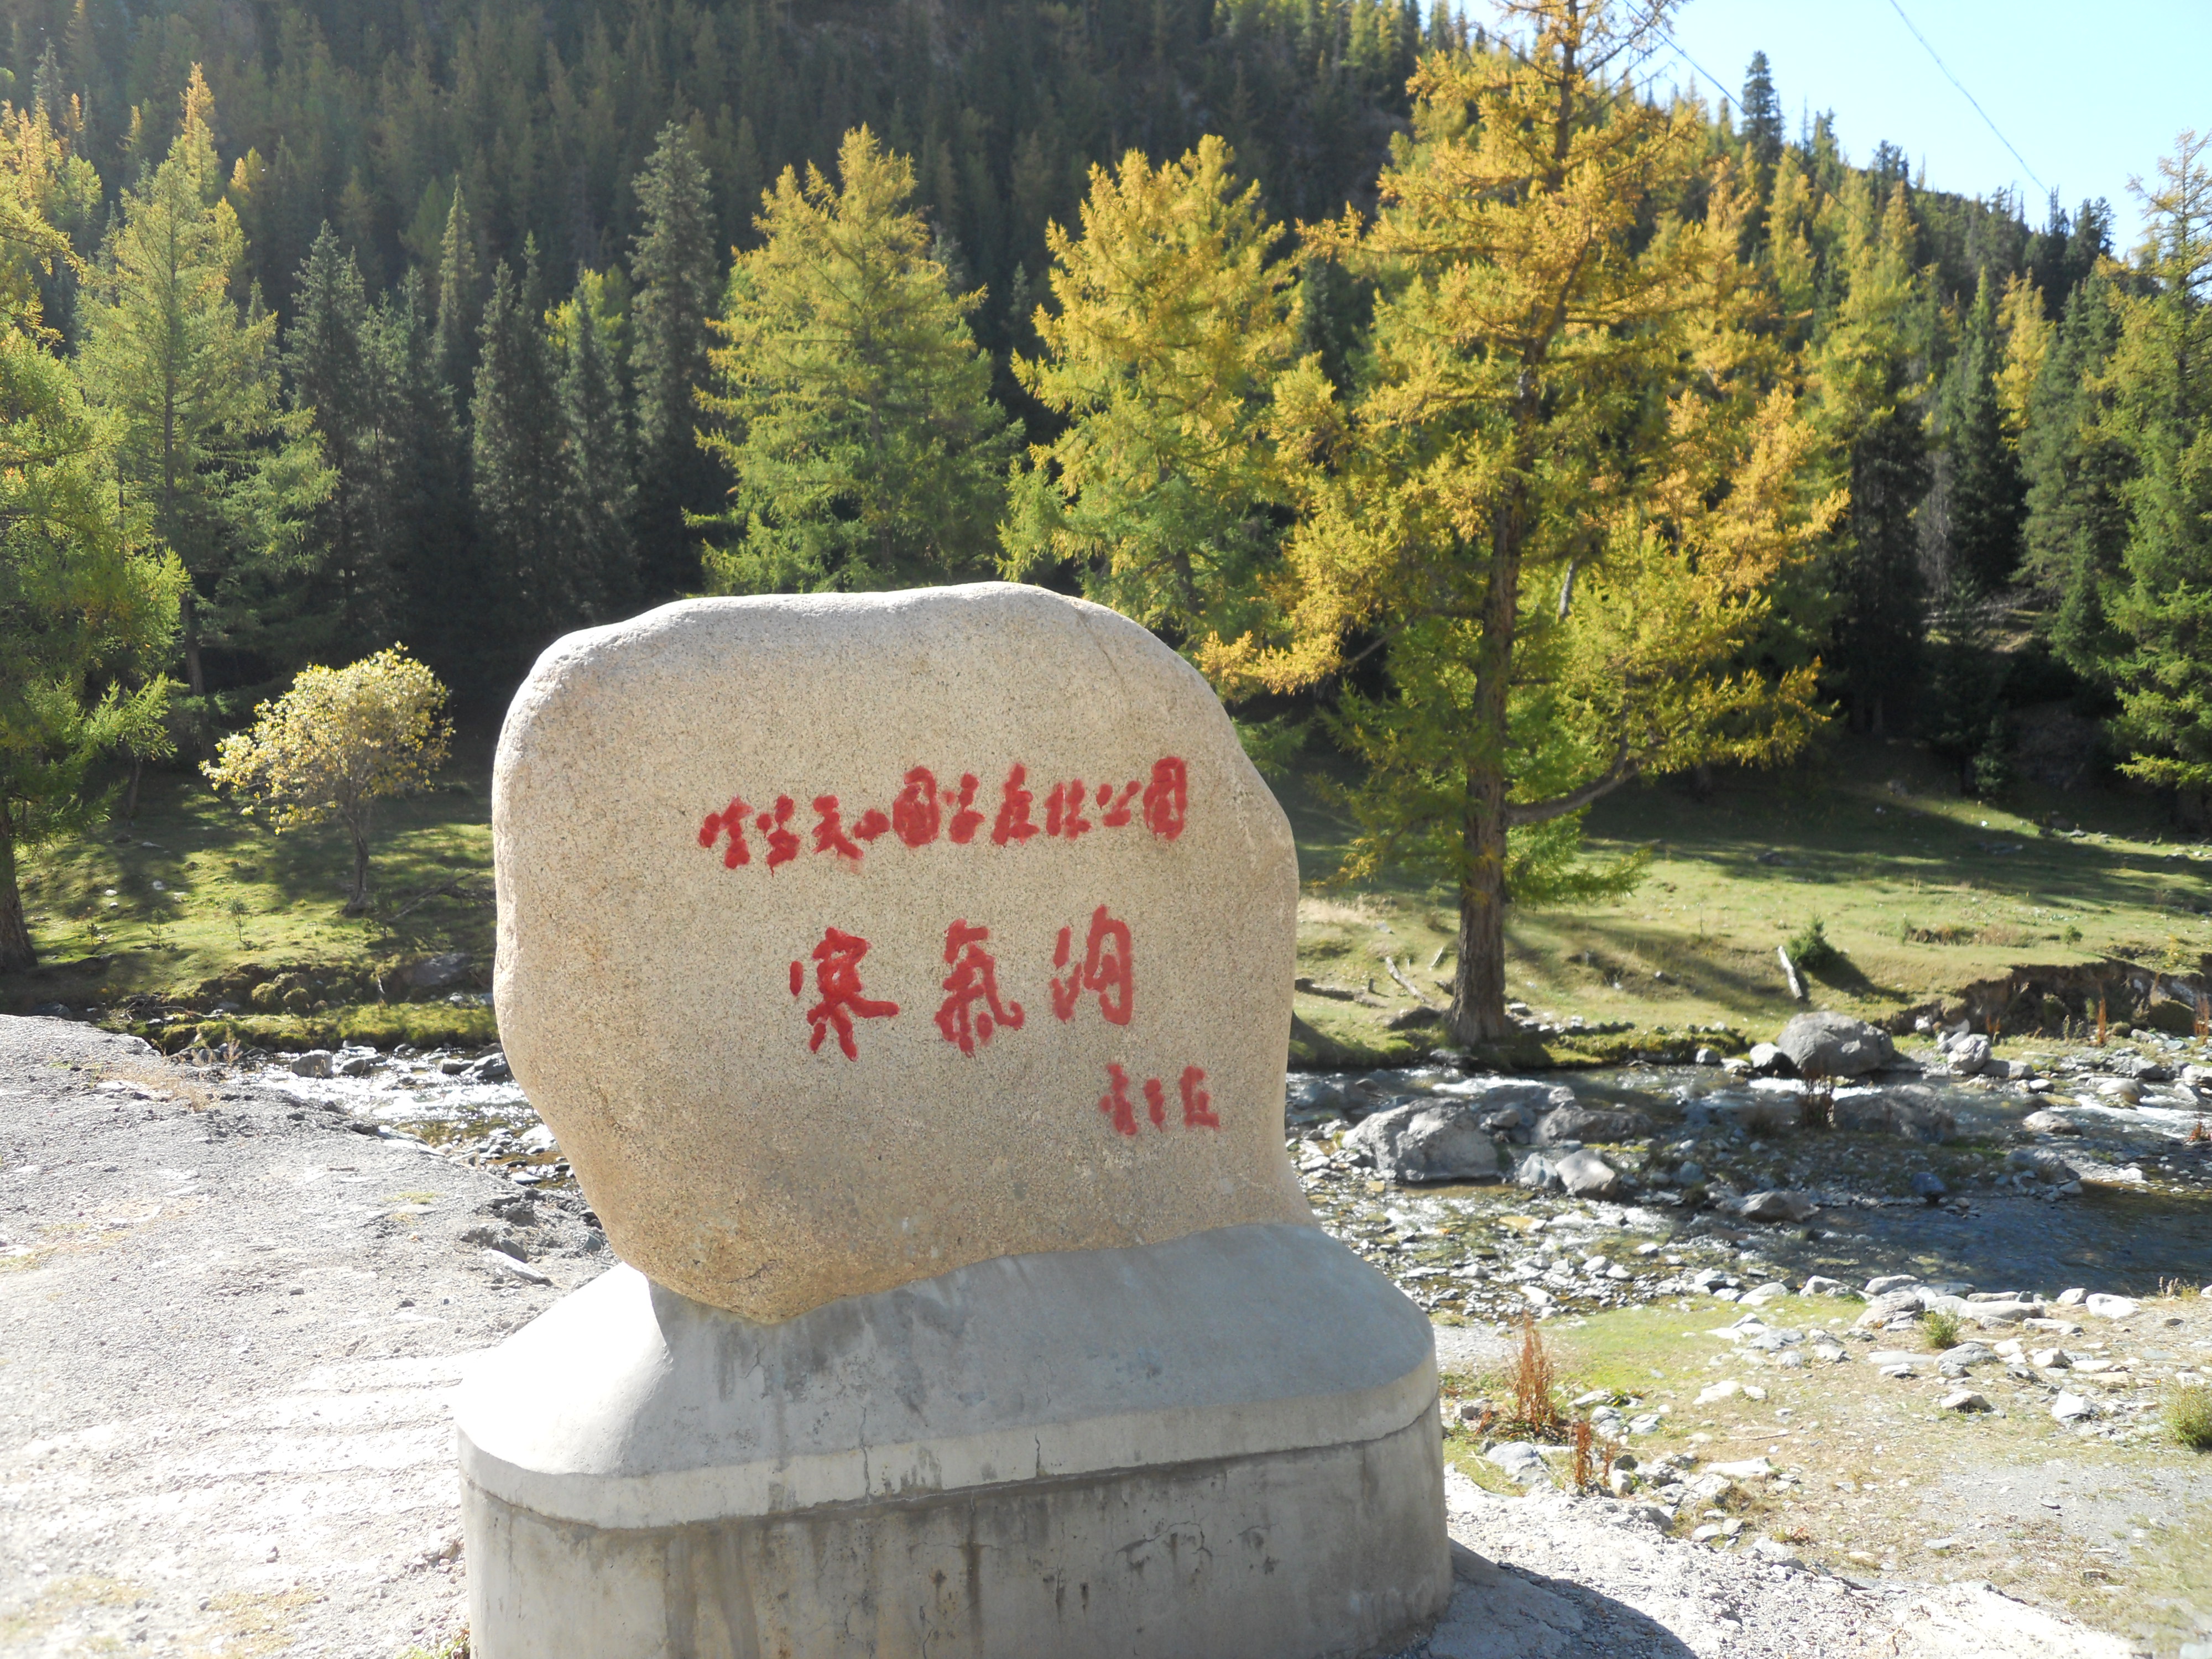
top-left (458, 583), bottom-right (1450, 1657)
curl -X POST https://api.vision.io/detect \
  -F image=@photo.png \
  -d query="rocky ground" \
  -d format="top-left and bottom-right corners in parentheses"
top-left (4, 1013), bottom-right (2210, 1657)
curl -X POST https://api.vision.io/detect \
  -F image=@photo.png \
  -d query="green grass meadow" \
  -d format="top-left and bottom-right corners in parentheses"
top-left (4, 723), bottom-right (2206, 1056)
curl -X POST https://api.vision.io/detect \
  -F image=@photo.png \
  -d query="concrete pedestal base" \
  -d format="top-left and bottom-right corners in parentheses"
top-left (456, 1222), bottom-right (1449, 1658)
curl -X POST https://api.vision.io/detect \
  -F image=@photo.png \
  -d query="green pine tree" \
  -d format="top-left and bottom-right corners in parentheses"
top-left (2103, 132), bottom-right (2212, 810)
top-left (368, 269), bottom-right (477, 684)
top-left (700, 127), bottom-right (1019, 593)
top-left (435, 180), bottom-right (483, 396)
top-left (76, 66), bottom-right (330, 713)
top-left (2020, 273), bottom-right (2132, 677)
top-left (1739, 51), bottom-right (1783, 175)
top-left (627, 123), bottom-right (718, 600)
top-left (472, 247), bottom-right (573, 651)
top-left (285, 222), bottom-right (388, 657)
top-left (1810, 178), bottom-right (1932, 734)
top-left (1938, 269), bottom-right (2026, 595)
top-left (558, 269), bottom-right (637, 615)
top-left (0, 144), bottom-right (181, 969)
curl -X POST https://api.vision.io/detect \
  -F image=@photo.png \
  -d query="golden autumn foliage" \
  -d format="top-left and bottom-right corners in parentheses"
top-left (1002, 134), bottom-right (1302, 645)
top-left (202, 648), bottom-right (452, 913)
top-left (1194, 1), bottom-right (1841, 1041)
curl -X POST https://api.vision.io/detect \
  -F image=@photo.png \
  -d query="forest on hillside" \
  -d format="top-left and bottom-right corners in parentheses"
top-left (1, 0), bottom-right (2208, 1042)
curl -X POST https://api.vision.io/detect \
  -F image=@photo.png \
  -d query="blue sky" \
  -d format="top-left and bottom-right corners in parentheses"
top-left (1643, 0), bottom-right (2210, 252)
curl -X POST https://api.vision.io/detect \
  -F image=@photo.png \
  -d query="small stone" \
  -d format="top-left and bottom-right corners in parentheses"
top-left (1706, 1457), bottom-right (1774, 1480)
top-left (1938, 1390), bottom-right (1990, 1412)
top-left (1740, 1281), bottom-right (1789, 1306)
top-left (1865, 1274), bottom-right (1921, 1296)
top-left (2083, 1293), bottom-right (2138, 1320)
top-left (1799, 1275), bottom-right (1854, 1297)
top-left (1746, 1041), bottom-right (1794, 1076)
top-left (290, 1050), bottom-right (333, 1079)
top-left (1738, 1190), bottom-right (1817, 1224)
top-left (1694, 1046), bottom-right (1721, 1067)
top-left (1947, 1033), bottom-right (1992, 1076)
top-left (1485, 1442), bottom-right (1552, 1484)
top-left (481, 1249), bottom-right (552, 1286)
top-left (1695, 1379), bottom-right (1743, 1405)
top-left (1909, 1170), bottom-right (1947, 1200)
top-left (2056, 1287), bottom-right (2086, 1306)
top-left (1776, 1011), bottom-right (1895, 1077)
top-left (1552, 1146), bottom-right (1624, 1199)
top-left (2049, 1392), bottom-right (2097, 1423)
top-left (1691, 1523), bottom-right (1726, 1543)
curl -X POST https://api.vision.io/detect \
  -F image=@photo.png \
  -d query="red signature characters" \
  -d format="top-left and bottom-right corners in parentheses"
top-left (790, 927), bottom-right (900, 1060)
top-left (1098, 1063), bottom-right (1216, 1136)
top-left (934, 920), bottom-right (1025, 1056)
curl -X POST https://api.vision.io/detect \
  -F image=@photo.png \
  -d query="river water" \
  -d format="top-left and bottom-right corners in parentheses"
top-left (241, 1047), bottom-right (2212, 1306)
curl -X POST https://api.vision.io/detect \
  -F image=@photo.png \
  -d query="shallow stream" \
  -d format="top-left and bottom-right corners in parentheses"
top-left (239, 1045), bottom-right (2212, 1307)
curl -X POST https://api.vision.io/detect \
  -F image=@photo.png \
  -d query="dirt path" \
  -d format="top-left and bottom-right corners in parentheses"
top-left (0, 1016), bottom-right (2148, 1658)
top-left (0, 1016), bottom-right (597, 1657)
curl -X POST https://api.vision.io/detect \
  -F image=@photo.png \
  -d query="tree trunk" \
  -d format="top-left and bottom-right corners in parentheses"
top-left (0, 832), bottom-right (35, 972)
top-left (345, 829), bottom-right (372, 915)
top-left (179, 587), bottom-right (205, 698)
top-left (1449, 478), bottom-right (1529, 1047)
top-left (123, 755), bottom-right (144, 823)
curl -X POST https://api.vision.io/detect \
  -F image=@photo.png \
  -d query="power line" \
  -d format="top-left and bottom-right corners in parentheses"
top-left (1883, 0), bottom-right (2048, 196)
top-left (1651, 27), bottom-right (1740, 114)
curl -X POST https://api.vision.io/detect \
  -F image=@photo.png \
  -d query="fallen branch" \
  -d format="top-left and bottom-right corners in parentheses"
top-left (1777, 946), bottom-right (1807, 1003)
top-left (1384, 955), bottom-right (1447, 1011)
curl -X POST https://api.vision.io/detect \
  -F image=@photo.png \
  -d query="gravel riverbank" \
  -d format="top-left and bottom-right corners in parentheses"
top-left (2, 1015), bottom-right (2187, 1658)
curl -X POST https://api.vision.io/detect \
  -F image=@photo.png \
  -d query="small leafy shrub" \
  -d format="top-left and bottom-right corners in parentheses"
top-left (1788, 918), bottom-right (1840, 972)
top-left (2168, 1384), bottom-right (2212, 1453)
top-left (1921, 1307), bottom-right (1963, 1351)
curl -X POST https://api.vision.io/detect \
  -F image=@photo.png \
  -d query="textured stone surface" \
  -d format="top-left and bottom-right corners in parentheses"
top-left (1345, 1102), bottom-right (1501, 1184)
top-left (1778, 1011), bottom-right (1896, 1077)
top-left (456, 1226), bottom-right (1450, 1659)
top-left (493, 584), bottom-right (1311, 1319)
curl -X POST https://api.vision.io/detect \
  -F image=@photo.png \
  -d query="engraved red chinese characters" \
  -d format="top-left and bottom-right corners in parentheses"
top-left (698, 796), bottom-right (751, 867)
top-left (790, 927), bottom-right (900, 1059)
top-left (1051, 905), bottom-right (1134, 1025)
top-left (935, 920), bottom-right (1025, 1056)
top-left (1095, 1064), bottom-right (1216, 1136)
top-left (1142, 757), bottom-right (1188, 840)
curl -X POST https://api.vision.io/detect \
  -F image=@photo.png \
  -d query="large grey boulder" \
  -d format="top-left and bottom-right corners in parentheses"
top-left (1436, 1078), bottom-right (1576, 1114)
top-left (1945, 1032), bottom-right (1992, 1076)
top-left (1515, 1147), bottom-right (1623, 1198)
top-left (1832, 1085), bottom-right (1958, 1144)
top-left (1738, 1190), bottom-right (1818, 1223)
top-left (1344, 1101), bottom-right (1500, 1185)
top-left (1535, 1104), bottom-right (1654, 1145)
top-left (1776, 1011), bottom-right (1895, 1078)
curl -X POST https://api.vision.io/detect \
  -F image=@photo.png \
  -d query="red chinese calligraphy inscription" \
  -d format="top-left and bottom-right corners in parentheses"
top-left (934, 920), bottom-right (1025, 1056)
top-left (992, 764), bottom-right (1039, 845)
top-left (791, 927), bottom-right (900, 1060)
top-left (1093, 1063), bottom-right (1217, 1136)
top-left (1142, 757), bottom-right (1187, 841)
top-left (1099, 1063), bottom-right (1138, 1136)
top-left (1051, 905), bottom-right (1134, 1025)
top-left (892, 767), bottom-right (941, 847)
top-left (756, 795), bottom-right (801, 869)
top-left (697, 754), bottom-right (1189, 870)
top-left (698, 796), bottom-right (751, 867)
